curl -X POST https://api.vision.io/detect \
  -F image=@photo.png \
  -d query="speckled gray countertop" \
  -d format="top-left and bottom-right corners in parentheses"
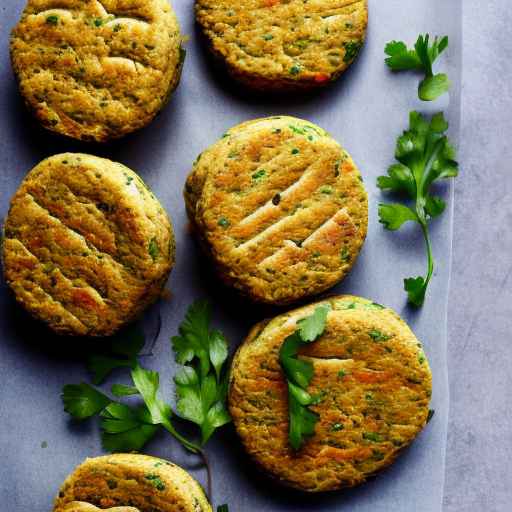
top-left (444, 1), bottom-right (512, 511)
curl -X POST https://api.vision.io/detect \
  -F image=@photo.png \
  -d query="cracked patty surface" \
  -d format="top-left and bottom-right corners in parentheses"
top-left (196, 0), bottom-right (367, 91)
top-left (184, 116), bottom-right (368, 305)
top-left (229, 296), bottom-right (432, 492)
top-left (11, 0), bottom-right (183, 142)
top-left (53, 454), bottom-right (212, 512)
top-left (2, 153), bottom-right (174, 337)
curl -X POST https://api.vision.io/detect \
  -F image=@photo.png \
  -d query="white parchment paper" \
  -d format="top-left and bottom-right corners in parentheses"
top-left (0, 0), bottom-right (461, 510)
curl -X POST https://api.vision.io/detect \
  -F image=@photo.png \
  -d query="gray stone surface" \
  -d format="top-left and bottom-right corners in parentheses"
top-left (444, 1), bottom-right (512, 511)
top-left (0, 0), bottom-right (509, 510)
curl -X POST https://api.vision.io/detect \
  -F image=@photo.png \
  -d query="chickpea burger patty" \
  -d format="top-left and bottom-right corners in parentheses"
top-left (196, 0), bottom-right (368, 91)
top-left (11, 0), bottom-right (184, 142)
top-left (53, 454), bottom-right (212, 512)
top-left (185, 116), bottom-right (368, 305)
top-left (229, 295), bottom-right (433, 492)
top-left (2, 153), bottom-right (174, 337)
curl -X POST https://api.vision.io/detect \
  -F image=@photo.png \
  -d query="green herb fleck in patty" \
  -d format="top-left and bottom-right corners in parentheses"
top-left (363, 432), bottom-right (382, 442)
top-left (148, 238), bottom-right (159, 261)
top-left (46, 15), bottom-right (59, 25)
top-left (252, 169), bottom-right (266, 180)
top-left (218, 217), bottom-right (230, 228)
top-left (343, 41), bottom-right (363, 62)
top-left (340, 248), bottom-right (352, 263)
top-left (369, 329), bottom-right (391, 342)
top-left (145, 474), bottom-right (166, 491)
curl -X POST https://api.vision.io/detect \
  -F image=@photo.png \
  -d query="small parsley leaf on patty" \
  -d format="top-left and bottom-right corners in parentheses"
top-left (377, 111), bottom-right (458, 306)
top-left (297, 304), bottom-right (330, 342)
top-left (279, 304), bottom-right (331, 449)
top-left (385, 34), bottom-right (450, 101)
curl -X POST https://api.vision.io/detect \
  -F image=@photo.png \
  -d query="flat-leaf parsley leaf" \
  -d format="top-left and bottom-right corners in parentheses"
top-left (62, 302), bottom-right (233, 501)
top-left (279, 304), bottom-right (331, 449)
top-left (385, 34), bottom-right (450, 101)
top-left (61, 382), bottom-right (160, 452)
top-left (172, 301), bottom-right (231, 445)
top-left (377, 111), bottom-right (458, 306)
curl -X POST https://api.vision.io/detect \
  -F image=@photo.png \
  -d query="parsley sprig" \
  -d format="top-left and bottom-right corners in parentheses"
top-left (63, 364), bottom-right (201, 454)
top-left (172, 300), bottom-right (231, 445)
top-left (377, 111), bottom-right (458, 306)
top-left (61, 300), bottom-right (231, 498)
top-left (279, 305), bottom-right (330, 450)
top-left (385, 34), bottom-right (450, 101)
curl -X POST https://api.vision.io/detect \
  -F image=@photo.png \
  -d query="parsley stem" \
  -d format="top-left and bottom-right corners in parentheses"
top-left (161, 421), bottom-right (213, 499)
top-left (161, 419), bottom-right (201, 454)
top-left (420, 220), bottom-right (434, 291)
top-left (199, 448), bottom-right (213, 500)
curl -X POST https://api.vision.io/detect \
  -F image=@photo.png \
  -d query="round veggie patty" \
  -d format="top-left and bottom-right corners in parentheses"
top-left (229, 295), bottom-right (432, 492)
top-left (196, 0), bottom-right (368, 91)
top-left (53, 454), bottom-right (212, 512)
top-left (10, 0), bottom-right (184, 142)
top-left (61, 503), bottom-right (138, 512)
top-left (185, 116), bottom-right (368, 305)
top-left (2, 153), bottom-right (174, 337)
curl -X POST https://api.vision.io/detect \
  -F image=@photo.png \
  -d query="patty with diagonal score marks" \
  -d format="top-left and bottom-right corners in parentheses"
top-left (196, 0), bottom-right (368, 91)
top-left (229, 295), bottom-right (432, 492)
top-left (184, 116), bottom-right (368, 305)
top-left (53, 454), bottom-right (212, 511)
top-left (2, 153), bottom-right (174, 337)
top-left (10, 0), bottom-right (184, 142)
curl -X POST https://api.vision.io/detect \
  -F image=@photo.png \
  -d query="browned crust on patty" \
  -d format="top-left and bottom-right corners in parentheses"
top-left (184, 116), bottom-right (368, 305)
top-left (229, 296), bottom-right (432, 492)
top-left (53, 454), bottom-right (212, 512)
top-left (2, 153), bottom-right (174, 336)
top-left (62, 503), bottom-right (138, 512)
top-left (11, 0), bottom-right (183, 142)
top-left (196, 0), bottom-right (368, 92)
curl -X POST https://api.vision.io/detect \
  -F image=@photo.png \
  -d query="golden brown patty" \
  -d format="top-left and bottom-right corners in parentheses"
top-left (53, 454), bottom-right (212, 512)
top-left (62, 504), bottom-right (138, 512)
top-left (229, 295), bottom-right (432, 492)
top-left (2, 153), bottom-right (174, 337)
top-left (185, 116), bottom-right (368, 305)
top-left (196, 0), bottom-right (367, 91)
top-left (11, 0), bottom-right (183, 142)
